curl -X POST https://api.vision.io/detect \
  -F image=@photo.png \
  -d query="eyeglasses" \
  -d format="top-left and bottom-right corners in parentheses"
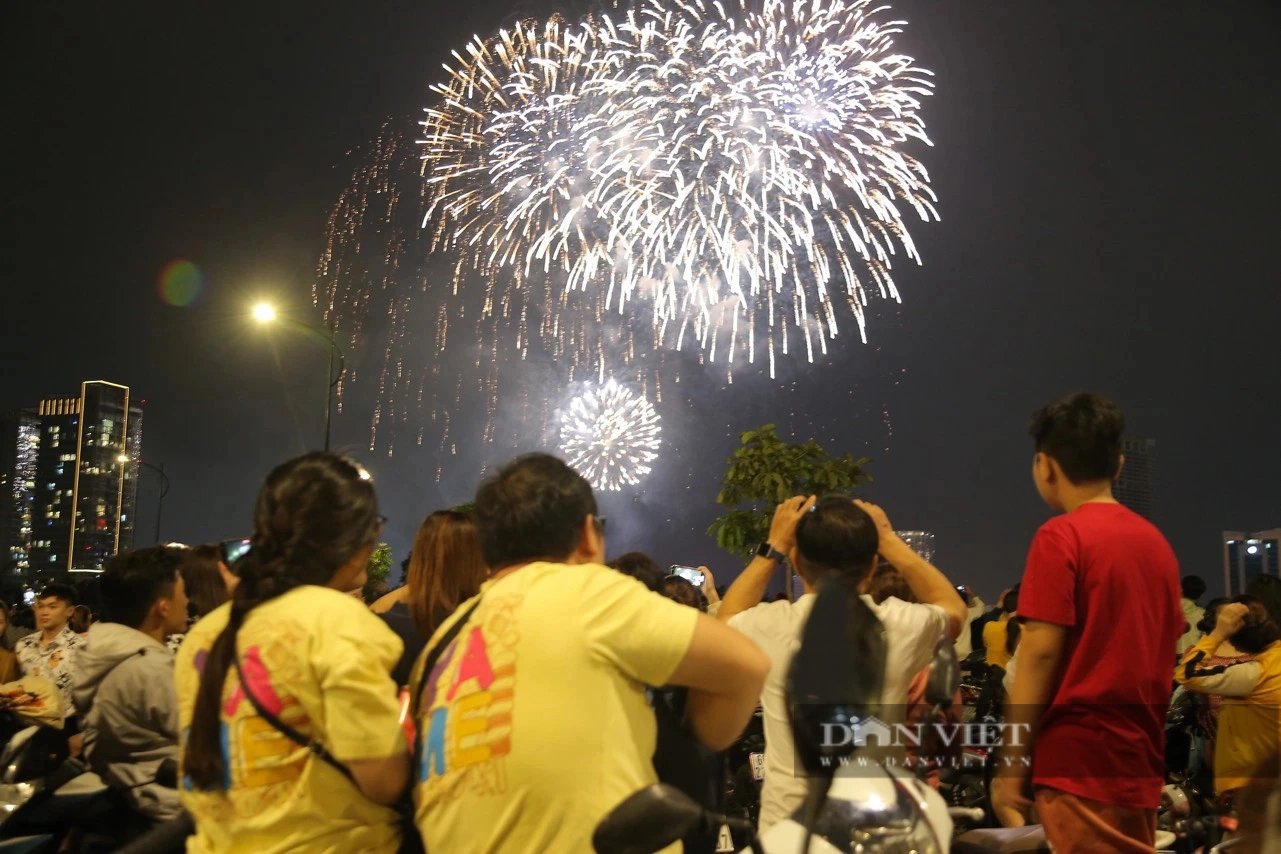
top-left (593, 516), bottom-right (608, 536)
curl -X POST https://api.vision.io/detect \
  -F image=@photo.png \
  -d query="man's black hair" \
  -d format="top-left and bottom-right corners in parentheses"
top-left (38, 582), bottom-right (78, 607)
top-left (473, 453), bottom-right (598, 569)
top-left (101, 546), bottom-right (184, 630)
top-left (1028, 392), bottom-right (1126, 484)
top-left (793, 495), bottom-right (879, 582)
top-left (607, 552), bottom-right (666, 592)
top-left (1004, 585), bottom-right (1020, 615)
top-left (1182, 574), bottom-right (1207, 602)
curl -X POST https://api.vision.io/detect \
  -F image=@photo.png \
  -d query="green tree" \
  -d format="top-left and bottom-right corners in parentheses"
top-left (362, 542), bottom-right (393, 602)
top-left (708, 424), bottom-right (872, 559)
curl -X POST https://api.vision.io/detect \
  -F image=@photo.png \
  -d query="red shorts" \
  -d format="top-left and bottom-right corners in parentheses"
top-left (1034, 787), bottom-right (1156, 854)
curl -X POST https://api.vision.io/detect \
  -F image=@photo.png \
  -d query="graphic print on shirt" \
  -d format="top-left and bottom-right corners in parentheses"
top-left (186, 624), bottom-right (314, 815)
top-left (417, 594), bottom-right (520, 808)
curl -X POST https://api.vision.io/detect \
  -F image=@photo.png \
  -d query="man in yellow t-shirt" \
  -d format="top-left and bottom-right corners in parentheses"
top-left (176, 586), bottom-right (407, 853)
top-left (411, 453), bottom-right (770, 853)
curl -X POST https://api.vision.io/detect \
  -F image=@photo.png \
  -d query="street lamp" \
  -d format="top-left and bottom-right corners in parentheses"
top-left (119, 455), bottom-right (169, 544)
top-left (251, 302), bottom-right (346, 452)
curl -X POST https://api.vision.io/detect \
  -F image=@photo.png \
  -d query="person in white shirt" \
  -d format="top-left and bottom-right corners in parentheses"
top-left (1177, 574), bottom-right (1207, 656)
top-left (718, 495), bottom-right (968, 834)
top-left (954, 586), bottom-right (986, 660)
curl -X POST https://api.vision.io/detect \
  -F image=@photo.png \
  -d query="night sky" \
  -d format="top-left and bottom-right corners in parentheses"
top-left (5, 0), bottom-right (1279, 599)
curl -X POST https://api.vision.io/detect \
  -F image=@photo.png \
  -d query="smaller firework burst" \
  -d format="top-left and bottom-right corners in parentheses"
top-left (560, 380), bottom-right (661, 491)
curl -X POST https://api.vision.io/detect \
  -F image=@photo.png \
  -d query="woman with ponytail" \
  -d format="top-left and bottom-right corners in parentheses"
top-left (175, 452), bottom-right (409, 853)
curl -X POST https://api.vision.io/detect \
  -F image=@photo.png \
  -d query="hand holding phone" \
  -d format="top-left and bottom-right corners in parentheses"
top-left (670, 565), bottom-right (706, 588)
top-left (219, 538), bottom-right (252, 570)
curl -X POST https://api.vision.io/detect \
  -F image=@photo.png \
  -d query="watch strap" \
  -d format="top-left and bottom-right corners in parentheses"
top-left (757, 542), bottom-right (787, 562)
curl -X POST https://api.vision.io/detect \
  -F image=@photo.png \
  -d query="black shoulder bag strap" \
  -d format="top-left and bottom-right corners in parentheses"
top-left (232, 654), bottom-right (356, 784)
top-left (411, 596), bottom-right (483, 718)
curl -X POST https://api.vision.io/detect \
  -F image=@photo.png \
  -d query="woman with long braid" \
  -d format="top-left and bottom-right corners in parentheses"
top-left (175, 452), bottom-right (410, 853)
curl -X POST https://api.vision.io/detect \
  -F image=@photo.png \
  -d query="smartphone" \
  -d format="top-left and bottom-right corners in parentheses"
top-left (219, 537), bottom-right (252, 570)
top-left (670, 565), bottom-right (705, 587)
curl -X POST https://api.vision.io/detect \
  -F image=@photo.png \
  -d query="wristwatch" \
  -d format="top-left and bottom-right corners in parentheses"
top-left (756, 541), bottom-right (787, 563)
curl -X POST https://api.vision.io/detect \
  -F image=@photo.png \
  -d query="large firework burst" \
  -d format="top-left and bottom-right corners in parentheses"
top-left (560, 380), bottom-right (662, 490)
top-left (421, 0), bottom-right (938, 377)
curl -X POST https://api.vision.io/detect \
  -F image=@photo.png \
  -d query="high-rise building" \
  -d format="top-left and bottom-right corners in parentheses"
top-left (1223, 530), bottom-right (1280, 596)
top-left (7, 381), bottom-right (144, 582)
top-left (1115, 438), bottom-right (1156, 520)
top-left (0, 410), bottom-right (40, 575)
top-left (894, 531), bottom-right (936, 565)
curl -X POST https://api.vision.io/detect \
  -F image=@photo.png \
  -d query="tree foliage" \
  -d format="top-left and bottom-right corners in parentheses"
top-left (366, 542), bottom-right (393, 582)
top-left (708, 424), bottom-right (872, 559)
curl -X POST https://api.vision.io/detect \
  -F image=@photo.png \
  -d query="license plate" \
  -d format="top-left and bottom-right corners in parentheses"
top-left (749, 752), bottom-right (765, 781)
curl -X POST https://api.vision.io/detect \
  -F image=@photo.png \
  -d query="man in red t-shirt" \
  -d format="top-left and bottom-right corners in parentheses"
top-left (992, 392), bottom-right (1183, 853)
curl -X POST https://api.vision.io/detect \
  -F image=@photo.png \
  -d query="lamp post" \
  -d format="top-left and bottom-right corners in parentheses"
top-left (251, 303), bottom-right (346, 452)
top-left (119, 456), bottom-right (169, 543)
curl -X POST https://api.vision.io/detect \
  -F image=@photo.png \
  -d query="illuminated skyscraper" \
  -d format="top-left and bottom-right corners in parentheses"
top-left (1115, 438), bottom-right (1156, 520)
top-left (894, 531), bottom-right (936, 564)
top-left (0, 410), bottom-right (40, 575)
top-left (13, 381), bottom-right (144, 582)
top-left (1224, 530), bottom-right (1280, 596)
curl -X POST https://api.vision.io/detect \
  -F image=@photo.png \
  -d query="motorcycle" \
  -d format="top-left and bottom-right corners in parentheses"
top-left (719, 706), bottom-right (765, 850)
top-left (0, 724), bottom-right (106, 853)
top-left (1158, 692), bottom-right (1231, 853)
top-left (595, 574), bottom-right (982, 853)
top-left (0, 723), bottom-right (188, 853)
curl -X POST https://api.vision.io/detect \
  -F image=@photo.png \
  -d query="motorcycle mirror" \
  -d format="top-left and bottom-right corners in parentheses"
top-left (154, 757), bottom-right (180, 789)
top-left (787, 573), bottom-right (886, 774)
top-left (591, 783), bottom-right (704, 854)
top-left (923, 634), bottom-right (961, 708)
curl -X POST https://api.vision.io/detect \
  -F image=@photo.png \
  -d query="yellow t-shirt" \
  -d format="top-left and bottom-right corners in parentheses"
top-left (1178, 635), bottom-right (1281, 793)
top-left (410, 562), bottom-right (700, 853)
top-left (984, 619), bottom-right (1012, 670)
top-left (175, 585), bottom-right (407, 854)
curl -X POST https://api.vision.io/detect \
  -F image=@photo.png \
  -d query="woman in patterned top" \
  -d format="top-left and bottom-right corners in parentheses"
top-left (1191, 598), bottom-right (1254, 775)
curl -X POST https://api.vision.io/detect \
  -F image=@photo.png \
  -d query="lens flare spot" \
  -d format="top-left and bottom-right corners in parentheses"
top-left (158, 259), bottom-right (203, 307)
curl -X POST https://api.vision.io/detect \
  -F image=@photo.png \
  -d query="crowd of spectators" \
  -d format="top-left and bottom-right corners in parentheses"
top-left (0, 390), bottom-right (1276, 853)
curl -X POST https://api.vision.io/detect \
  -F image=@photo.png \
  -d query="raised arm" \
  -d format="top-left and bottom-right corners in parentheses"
top-left (1177, 603), bottom-right (1261, 699)
top-left (853, 500), bottom-right (967, 639)
top-left (717, 496), bottom-right (815, 622)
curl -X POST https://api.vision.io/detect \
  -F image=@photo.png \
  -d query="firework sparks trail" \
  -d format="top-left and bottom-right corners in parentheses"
top-left (560, 380), bottom-right (662, 490)
top-left (421, 0), bottom-right (938, 378)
